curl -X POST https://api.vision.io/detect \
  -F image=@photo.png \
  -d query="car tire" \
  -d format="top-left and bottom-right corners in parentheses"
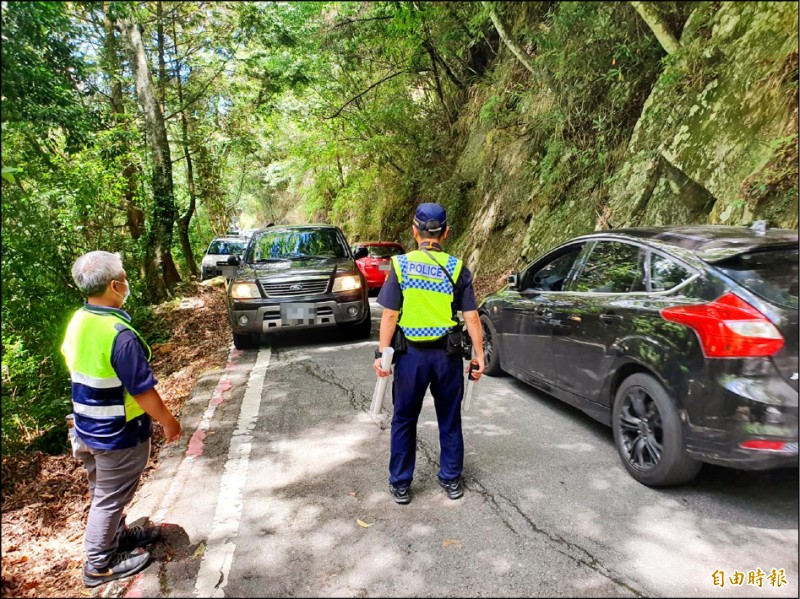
top-left (233, 331), bottom-right (259, 350)
top-left (480, 314), bottom-right (503, 376)
top-left (346, 305), bottom-right (372, 339)
top-left (612, 372), bottom-right (701, 487)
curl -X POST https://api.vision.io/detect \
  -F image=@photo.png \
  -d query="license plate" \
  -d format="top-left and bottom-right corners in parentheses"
top-left (379, 264), bottom-right (391, 272)
top-left (281, 303), bottom-right (316, 325)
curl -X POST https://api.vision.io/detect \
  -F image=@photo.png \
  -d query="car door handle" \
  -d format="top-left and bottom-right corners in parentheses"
top-left (600, 313), bottom-right (623, 323)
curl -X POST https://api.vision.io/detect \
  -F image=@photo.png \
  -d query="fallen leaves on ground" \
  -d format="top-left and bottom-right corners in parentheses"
top-left (1, 281), bottom-right (230, 598)
top-left (356, 519), bottom-right (373, 528)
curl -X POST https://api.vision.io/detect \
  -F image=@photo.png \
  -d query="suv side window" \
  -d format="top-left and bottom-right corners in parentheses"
top-left (570, 241), bottom-right (646, 293)
top-left (520, 245), bottom-right (583, 292)
top-left (650, 253), bottom-right (693, 292)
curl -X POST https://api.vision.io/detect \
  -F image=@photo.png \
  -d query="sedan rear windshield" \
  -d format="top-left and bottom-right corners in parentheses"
top-left (248, 229), bottom-right (348, 262)
top-left (358, 245), bottom-right (404, 258)
top-left (208, 240), bottom-right (245, 254)
top-left (716, 247), bottom-right (798, 310)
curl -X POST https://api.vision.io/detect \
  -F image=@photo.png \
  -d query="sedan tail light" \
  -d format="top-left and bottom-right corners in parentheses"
top-left (660, 292), bottom-right (784, 358)
top-left (739, 440), bottom-right (788, 451)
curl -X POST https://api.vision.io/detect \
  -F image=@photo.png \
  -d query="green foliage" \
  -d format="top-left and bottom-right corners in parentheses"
top-left (1, 334), bottom-right (71, 455)
top-left (1, 1), bottom-right (97, 149)
top-left (2, 1), bottom-right (795, 452)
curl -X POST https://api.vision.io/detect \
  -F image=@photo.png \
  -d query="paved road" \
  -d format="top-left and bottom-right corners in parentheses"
top-left (114, 300), bottom-right (798, 598)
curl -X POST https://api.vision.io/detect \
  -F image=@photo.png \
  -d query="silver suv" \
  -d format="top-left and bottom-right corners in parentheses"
top-left (201, 236), bottom-right (247, 281)
top-left (225, 225), bottom-right (371, 349)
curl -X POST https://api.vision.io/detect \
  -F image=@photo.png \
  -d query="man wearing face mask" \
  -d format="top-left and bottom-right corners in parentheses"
top-left (61, 251), bottom-right (182, 587)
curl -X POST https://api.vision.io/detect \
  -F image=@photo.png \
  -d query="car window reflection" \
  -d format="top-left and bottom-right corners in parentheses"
top-left (651, 253), bottom-right (692, 292)
top-left (572, 242), bottom-right (645, 293)
top-left (208, 240), bottom-right (245, 255)
top-left (522, 249), bottom-right (582, 292)
top-left (249, 229), bottom-right (348, 262)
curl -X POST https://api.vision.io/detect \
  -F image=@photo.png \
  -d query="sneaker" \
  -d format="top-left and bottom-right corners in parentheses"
top-left (390, 484), bottom-right (411, 505)
top-left (118, 525), bottom-right (161, 552)
top-left (83, 550), bottom-right (151, 588)
top-left (439, 477), bottom-right (464, 500)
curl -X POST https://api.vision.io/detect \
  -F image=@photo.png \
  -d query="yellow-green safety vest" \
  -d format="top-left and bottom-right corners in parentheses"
top-left (391, 249), bottom-right (463, 342)
top-left (61, 307), bottom-right (150, 448)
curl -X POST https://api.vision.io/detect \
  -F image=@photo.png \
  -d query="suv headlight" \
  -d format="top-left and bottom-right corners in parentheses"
top-left (230, 282), bottom-right (260, 299)
top-left (332, 275), bottom-right (362, 293)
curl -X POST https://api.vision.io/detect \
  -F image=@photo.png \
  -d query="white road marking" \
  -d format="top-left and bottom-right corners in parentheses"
top-left (150, 349), bottom-right (236, 526)
top-left (194, 346), bottom-right (271, 598)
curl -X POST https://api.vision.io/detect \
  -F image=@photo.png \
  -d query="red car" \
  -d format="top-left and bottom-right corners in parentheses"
top-left (352, 241), bottom-right (406, 290)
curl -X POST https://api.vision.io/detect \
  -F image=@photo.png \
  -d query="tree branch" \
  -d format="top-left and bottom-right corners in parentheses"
top-left (163, 60), bottom-right (230, 121)
top-left (630, 1), bottom-right (681, 54)
top-left (324, 71), bottom-right (406, 119)
top-left (334, 15), bottom-right (393, 28)
top-left (482, 2), bottom-right (536, 75)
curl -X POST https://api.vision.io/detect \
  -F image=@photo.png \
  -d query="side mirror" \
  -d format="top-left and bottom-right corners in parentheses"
top-left (227, 255), bottom-right (241, 266)
top-left (353, 247), bottom-right (368, 260)
top-left (507, 273), bottom-right (519, 289)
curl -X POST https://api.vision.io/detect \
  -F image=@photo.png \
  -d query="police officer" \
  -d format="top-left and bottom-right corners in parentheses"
top-left (61, 251), bottom-right (182, 587)
top-left (373, 203), bottom-right (485, 504)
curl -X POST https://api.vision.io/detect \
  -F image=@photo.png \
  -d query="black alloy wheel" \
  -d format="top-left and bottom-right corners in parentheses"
top-left (617, 386), bottom-right (663, 471)
top-left (480, 314), bottom-right (502, 376)
top-left (612, 373), bottom-right (701, 487)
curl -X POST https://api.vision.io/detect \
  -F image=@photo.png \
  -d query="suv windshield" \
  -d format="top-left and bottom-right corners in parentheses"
top-left (358, 245), bottom-right (404, 258)
top-left (247, 228), bottom-right (348, 262)
top-left (716, 247), bottom-right (798, 309)
top-left (208, 240), bottom-right (245, 255)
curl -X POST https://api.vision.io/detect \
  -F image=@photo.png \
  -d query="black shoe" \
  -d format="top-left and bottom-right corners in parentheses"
top-left (390, 484), bottom-right (411, 504)
top-left (83, 550), bottom-right (151, 588)
top-left (118, 525), bottom-right (161, 552)
top-left (439, 478), bottom-right (464, 500)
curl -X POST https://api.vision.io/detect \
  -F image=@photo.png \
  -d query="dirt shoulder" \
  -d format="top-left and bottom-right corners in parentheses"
top-left (1, 281), bottom-right (230, 599)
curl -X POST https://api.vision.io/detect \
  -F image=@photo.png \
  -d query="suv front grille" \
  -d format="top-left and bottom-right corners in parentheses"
top-left (261, 279), bottom-right (329, 297)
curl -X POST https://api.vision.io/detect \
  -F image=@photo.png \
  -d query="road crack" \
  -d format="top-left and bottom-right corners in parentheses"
top-left (277, 349), bottom-right (645, 595)
top-left (297, 359), bottom-right (376, 416)
top-left (470, 478), bottom-right (647, 597)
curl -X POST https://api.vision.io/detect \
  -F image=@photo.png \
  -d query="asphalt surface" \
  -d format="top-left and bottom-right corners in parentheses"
top-left (114, 299), bottom-right (798, 598)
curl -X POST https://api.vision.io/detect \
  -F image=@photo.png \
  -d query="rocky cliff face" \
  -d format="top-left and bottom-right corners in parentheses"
top-left (447, 2), bottom-right (798, 279)
top-left (608, 2), bottom-right (798, 231)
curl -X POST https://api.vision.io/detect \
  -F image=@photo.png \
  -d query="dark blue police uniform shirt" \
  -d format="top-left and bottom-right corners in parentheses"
top-left (376, 257), bottom-right (478, 312)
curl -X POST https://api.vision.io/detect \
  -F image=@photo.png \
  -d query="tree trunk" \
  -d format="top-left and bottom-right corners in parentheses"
top-left (483, 2), bottom-right (536, 76)
top-left (103, 5), bottom-right (145, 240)
top-left (172, 14), bottom-right (199, 278)
top-left (630, 2), bottom-right (681, 55)
top-left (157, 1), bottom-right (168, 113)
top-left (423, 40), bottom-right (454, 126)
top-left (119, 17), bottom-right (181, 302)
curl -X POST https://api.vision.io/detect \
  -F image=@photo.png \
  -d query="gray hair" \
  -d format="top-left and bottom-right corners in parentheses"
top-left (71, 251), bottom-right (125, 297)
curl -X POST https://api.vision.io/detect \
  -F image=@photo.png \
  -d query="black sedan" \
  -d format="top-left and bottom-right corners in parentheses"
top-left (479, 225), bottom-right (798, 486)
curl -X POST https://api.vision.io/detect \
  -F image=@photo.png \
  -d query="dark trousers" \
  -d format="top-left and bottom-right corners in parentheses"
top-left (390, 346), bottom-right (464, 486)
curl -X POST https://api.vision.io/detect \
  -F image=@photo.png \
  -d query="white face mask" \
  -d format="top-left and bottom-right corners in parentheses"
top-left (113, 280), bottom-right (130, 306)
